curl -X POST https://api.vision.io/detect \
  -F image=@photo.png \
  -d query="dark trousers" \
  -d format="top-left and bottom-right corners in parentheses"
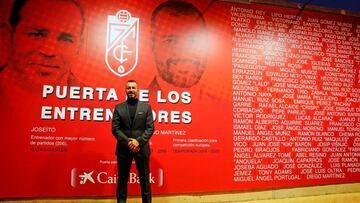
top-left (117, 153), bottom-right (151, 203)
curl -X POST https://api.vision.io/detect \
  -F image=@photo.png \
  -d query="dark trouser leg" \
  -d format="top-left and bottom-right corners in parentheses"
top-left (117, 155), bottom-right (133, 203)
top-left (134, 155), bottom-right (151, 203)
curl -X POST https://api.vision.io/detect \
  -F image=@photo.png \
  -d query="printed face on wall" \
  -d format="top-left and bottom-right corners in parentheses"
top-left (152, 8), bottom-right (207, 88)
top-left (8, 0), bottom-right (83, 87)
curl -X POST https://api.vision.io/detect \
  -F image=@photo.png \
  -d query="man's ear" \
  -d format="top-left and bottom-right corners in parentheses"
top-left (0, 21), bottom-right (12, 70)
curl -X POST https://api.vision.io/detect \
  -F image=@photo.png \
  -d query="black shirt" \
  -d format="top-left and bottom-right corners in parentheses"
top-left (127, 99), bottom-right (138, 125)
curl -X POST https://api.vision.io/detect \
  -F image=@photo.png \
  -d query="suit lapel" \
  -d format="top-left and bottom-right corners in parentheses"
top-left (125, 103), bottom-right (132, 128)
top-left (132, 101), bottom-right (141, 127)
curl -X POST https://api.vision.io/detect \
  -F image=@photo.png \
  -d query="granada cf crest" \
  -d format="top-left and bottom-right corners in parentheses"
top-left (105, 10), bottom-right (139, 77)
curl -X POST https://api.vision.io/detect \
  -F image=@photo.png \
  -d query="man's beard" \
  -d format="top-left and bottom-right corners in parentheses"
top-left (157, 58), bottom-right (204, 88)
top-left (126, 92), bottom-right (137, 101)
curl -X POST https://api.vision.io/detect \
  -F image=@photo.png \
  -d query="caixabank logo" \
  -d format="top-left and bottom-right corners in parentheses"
top-left (105, 10), bottom-right (139, 77)
top-left (70, 168), bottom-right (164, 187)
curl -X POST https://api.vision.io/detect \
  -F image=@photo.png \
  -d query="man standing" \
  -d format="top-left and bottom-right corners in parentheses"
top-left (112, 80), bottom-right (155, 203)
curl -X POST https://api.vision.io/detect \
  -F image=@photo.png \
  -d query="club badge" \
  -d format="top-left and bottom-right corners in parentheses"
top-left (105, 10), bottom-right (139, 77)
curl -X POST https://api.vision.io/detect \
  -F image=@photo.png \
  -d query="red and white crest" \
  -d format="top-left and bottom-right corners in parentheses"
top-left (105, 10), bottom-right (139, 77)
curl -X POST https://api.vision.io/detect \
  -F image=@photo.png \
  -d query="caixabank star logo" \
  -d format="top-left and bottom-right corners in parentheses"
top-left (105, 10), bottom-right (139, 77)
top-left (70, 168), bottom-right (164, 187)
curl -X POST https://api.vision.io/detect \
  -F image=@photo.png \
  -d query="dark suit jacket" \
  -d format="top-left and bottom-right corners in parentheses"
top-left (112, 100), bottom-right (154, 157)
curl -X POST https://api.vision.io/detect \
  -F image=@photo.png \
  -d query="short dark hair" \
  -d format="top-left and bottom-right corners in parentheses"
top-left (125, 79), bottom-right (138, 87)
top-left (9, 0), bottom-right (85, 35)
top-left (151, 0), bottom-right (205, 31)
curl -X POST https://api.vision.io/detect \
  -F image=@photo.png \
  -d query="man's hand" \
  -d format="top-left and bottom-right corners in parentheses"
top-left (128, 138), bottom-right (140, 152)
